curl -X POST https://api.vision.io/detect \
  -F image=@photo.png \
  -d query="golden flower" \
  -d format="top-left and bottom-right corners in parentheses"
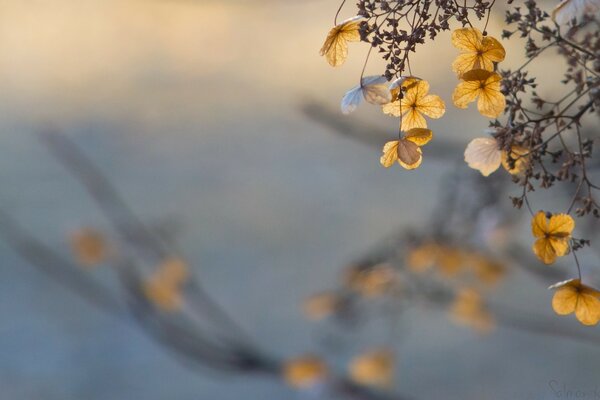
top-left (380, 128), bottom-right (433, 170)
top-left (70, 228), bottom-right (107, 267)
top-left (406, 242), bottom-right (440, 273)
top-left (472, 256), bottom-right (506, 287)
top-left (320, 16), bottom-right (363, 67)
top-left (453, 69), bottom-right (506, 118)
top-left (349, 348), bottom-right (395, 388)
top-left (550, 279), bottom-right (600, 326)
top-left (501, 145), bottom-right (530, 176)
top-left (283, 355), bottom-right (328, 389)
top-left (302, 292), bottom-right (339, 320)
top-left (382, 79), bottom-right (445, 131)
top-left (143, 257), bottom-right (189, 312)
top-left (451, 27), bottom-right (506, 76)
top-left (531, 211), bottom-right (574, 265)
top-left (436, 247), bottom-right (464, 277)
top-left (450, 288), bottom-right (495, 334)
top-left (348, 263), bottom-right (397, 297)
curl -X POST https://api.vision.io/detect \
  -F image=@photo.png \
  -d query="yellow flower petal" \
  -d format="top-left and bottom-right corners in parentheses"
top-left (547, 213), bottom-right (575, 236)
top-left (382, 100), bottom-right (402, 117)
top-left (533, 238), bottom-right (558, 265)
top-left (380, 141), bottom-right (399, 168)
top-left (397, 139), bottom-right (423, 169)
top-left (320, 16), bottom-right (362, 67)
top-left (453, 70), bottom-right (505, 118)
top-left (481, 36), bottom-right (507, 64)
top-left (451, 27), bottom-right (484, 53)
top-left (549, 236), bottom-right (570, 257)
top-left (452, 80), bottom-right (481, 109)
top-left (451, 28), bottom-right (505, 75)
top-left (531, 211), bottom-right (549, 239)
top-left (575, 293), bottom-right (600, 326)
top-left (401, 107), bottom-right (427, 131)
top-left (417, 94), bottom-right (446, 118)
top-left (552, 282), bottom-right (579, 315)
top-left (551, 279), bottom-right (600, 326)
top-left (476, 74), bottom-right (506, 118)
top-left (404, 128), bottom-right (433, 146)
top-left (452, 53), bottom-right (480, 77)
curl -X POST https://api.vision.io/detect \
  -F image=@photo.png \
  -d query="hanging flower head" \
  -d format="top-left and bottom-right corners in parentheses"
top-left (531, 212), bottom-right (575, 265)
top-left (451, 28), bottom-right (506, 76)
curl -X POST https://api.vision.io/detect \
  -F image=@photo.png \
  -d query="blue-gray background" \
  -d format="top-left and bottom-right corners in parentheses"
top-left (1, 1), bottom-right (599, 399)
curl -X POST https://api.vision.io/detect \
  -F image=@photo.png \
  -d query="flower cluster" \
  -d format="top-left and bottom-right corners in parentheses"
top-left (320, 0), bottom-right (600, 326)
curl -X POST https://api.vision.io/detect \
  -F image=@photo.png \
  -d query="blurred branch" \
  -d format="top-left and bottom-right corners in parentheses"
top-left (37, 131), bottom-right (254, 348)
top-left (0, 130), bottom-right (414, 400)
top-left (0, 209), bottom-right (124, 316)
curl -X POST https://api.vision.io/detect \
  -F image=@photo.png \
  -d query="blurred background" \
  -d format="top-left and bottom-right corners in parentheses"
top-left (1, 0), bottom-right (599, 399)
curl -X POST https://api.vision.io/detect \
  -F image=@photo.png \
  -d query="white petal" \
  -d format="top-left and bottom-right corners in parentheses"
top-left (338, 15), bottom-right (365, 26)
top-left (363, 84), bottom-right (392, 105)
top-left (341, 85), bottom-right (364, 114)
top-left (464, 137), bottom-right (502, 177)
top-left (548, 279), bottom-right (578, 290)
top-left (553, 0), bottom-right (600, 24)
top-left (389, 76), bottom-right (422, 90)
top-left (341, 76), bottom-right (390, 114)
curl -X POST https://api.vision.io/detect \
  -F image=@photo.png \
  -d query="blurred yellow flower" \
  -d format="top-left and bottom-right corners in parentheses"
top-left (531, 212), bottom-right (574, 264)
top-left (320, 16), bottom-right (362, 67)
top-left (451, 28), bottom-right (505, 75)
top-left (70, 228), bottom-right (107, 267)
top-left (406, 242), bottom-right (466, 277)
top-left (302, 292), bottom-right (339, 320)
top-left (143, 257), bottom-right (189, 312)
top-left (453, 69), bottom-right (506, 118)
top-left (406, 242), bottom-right (439, 273)
top-left (347, 263), bottom-right (398, 297)
top-left (349, 348), bottom-right (395, 388)
top-left (551, 279), bottom-right (600, 326)
top-left (472, 256), bottom-right (506, 287)
top-left (382, 79), bottom-right (445, 131)
top-left (380, 128), bottom-right (433, 170)
top-left (283, 355), bottom-right (328, 389)
top-left (450, 288), bottom-right (495, 334)
top-left (436, 247), bottom-right (464, 278)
